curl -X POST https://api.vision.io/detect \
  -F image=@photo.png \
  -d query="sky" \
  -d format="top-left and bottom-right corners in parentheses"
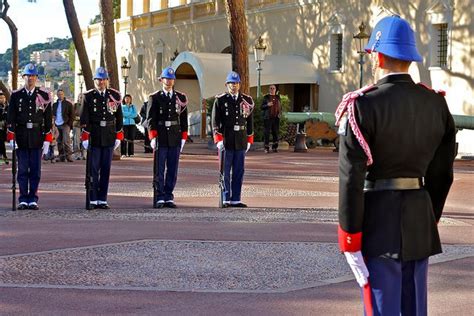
top-left (0, 0), bottom-right (101, 54)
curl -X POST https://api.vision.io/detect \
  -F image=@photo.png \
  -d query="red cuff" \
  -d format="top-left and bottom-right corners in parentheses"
top-left (116, 130), bottom-right (124, 141)
top-left (181, 131), bottom-right (188, 140)
top-left (214, 133), bottom-right (223, 143)
top-left (44, 132), bottom-right (53, 143)
top-left (7, 131), bottom-right (15, 141)
top-left (338, 225), bottom-right (362, 252)
top-left (148, 129), bottom-right (158, 140)
top-left (81, 131), bottom-right (90, 141)
top-left (247, 134), bottom-right (254, 144)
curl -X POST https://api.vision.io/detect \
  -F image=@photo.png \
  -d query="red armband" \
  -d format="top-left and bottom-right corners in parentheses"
top-left (338, 225), bottom-right (362, 252)
top-left (81, 131), bottom-right (90, 141)
top-left (44, 132), bottom-right (53, 143)
top-left (148, 129), bottom-right (157, 140)
top-left (181, 131), bottom-right (188, 141)
top-left (247, 134), bottom-right (254, 144)
top-left (7, 131), bottom-right (15, 142)
top-left (213, 133), bottom-right (223, 143)
top-left (116, 130), bottom-right (124, 141)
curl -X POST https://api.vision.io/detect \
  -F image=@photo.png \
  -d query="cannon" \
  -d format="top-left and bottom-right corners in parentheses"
top-left (284, 112), bottom-right (474, 152)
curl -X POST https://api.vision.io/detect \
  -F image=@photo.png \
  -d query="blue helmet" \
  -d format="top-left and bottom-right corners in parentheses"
top-left (23, 63), bottom-right (38, 76)
top-left (226, 71), bottom-right (240, 83)
top-left (94, 67), bottom-right (109, 80)
top-left (365, 15), bottom-right (422, 62)
top-left (160, 67), bottom-right (176, 79)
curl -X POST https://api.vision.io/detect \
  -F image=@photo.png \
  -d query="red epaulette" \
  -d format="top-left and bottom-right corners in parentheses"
top-left (417, 82), bottom-right (446, 96)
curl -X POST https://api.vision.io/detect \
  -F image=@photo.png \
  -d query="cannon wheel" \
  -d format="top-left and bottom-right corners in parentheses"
top-left (306, 137), bottom-right (317, 149)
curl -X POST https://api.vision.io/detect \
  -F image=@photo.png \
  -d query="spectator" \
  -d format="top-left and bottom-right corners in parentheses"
top-left (52, 89), bottom-right (74, 162)
top-left (261, 85), bottom-right (281, 153)
top-left (0, 91), bottom-right (8, 164)
top-left (121, 94), bottom-right (138, 157)
top-left (72, 95), bottom-right (86, 160)
top-left (140, 100), bottom-right (153, 153)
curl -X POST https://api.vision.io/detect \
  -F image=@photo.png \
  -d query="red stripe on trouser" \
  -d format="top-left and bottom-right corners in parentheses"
top-left (363, 283), bottom-right (373, 316)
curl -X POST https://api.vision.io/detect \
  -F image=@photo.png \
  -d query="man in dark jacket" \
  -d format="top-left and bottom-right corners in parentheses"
top-left (7, 63), bottom-right (53, 210)
top-left (336, 16), bottom-right (455, 315)
top-left (147, 67), bottom-right (188, 208)
top-left (0, 91), bottom-right (8, 164)
top-left (212, 71), bottom-right (254, 208)
top-left (261, 84), bottom-right (281, 153)
top-left (80, 67), bottom-right (123, 209)
top-left (52, 89), bottom-right (74, 162)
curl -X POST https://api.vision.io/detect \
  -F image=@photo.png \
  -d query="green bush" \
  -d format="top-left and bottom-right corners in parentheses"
top-left (206, 94), bottom-right (290, 142)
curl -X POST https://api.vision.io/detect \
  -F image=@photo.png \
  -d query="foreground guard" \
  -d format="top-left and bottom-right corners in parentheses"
top-left (6, 63), bottom-right (52, 210)
top-left (80, 67), bottom-right (123, 209)
top-left (211, 71), bottom-right (254, 208)
top-left (336, 16), bottom-right (456, 315)
top-left (147, 67), bottom-right (188, 208)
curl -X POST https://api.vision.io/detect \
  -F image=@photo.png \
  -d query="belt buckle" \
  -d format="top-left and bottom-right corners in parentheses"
top-left (165, 121), bottom-right (171, 127)
top-left (100, 121), bottom-right (106, 127)
top-left (233, 125), bottom-right (240, 131)
top-left (26, 122), bottom-right (33, 129)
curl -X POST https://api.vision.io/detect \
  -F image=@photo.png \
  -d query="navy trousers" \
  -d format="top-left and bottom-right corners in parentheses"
top-left (223, 149), bottom-right (245, 202)
top-left (154, 146), bottom-right (180, 201)
top-left (364, 257), bottom-right (429, 316)
top-left (16, 148), bottom-right (42, 204)
top-left (90, 146), bottom-right (114, 202)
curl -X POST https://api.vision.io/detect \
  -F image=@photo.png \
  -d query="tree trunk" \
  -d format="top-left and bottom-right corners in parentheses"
top-left (1, 1), bottom-right (19, 90)
top-left (63, 0), bottom-right (94, 90)
top-left (224, 0), bottom-right (249, 94)
top-left (0, 79), bottom-right (11, 99)
top-left (100, 0), bottom-right (120, 91)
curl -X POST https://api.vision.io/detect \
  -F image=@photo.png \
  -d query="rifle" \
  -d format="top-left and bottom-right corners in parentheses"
top-left (218, 147), bottom-right (226, 208)
top-left (152, 142), bottom-right (158, 208)
top-left (11, 139), bottom-right (16, 212)
top-left (85, 137), bottom-right (93, 210)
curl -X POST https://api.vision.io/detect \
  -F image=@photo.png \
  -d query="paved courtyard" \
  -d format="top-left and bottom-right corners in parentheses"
top-left (0, 142), bottom-right (473, 315)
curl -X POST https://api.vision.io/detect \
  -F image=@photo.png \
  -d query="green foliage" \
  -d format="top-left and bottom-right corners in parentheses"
top-left (67, 42), bottom-right (76, 71)
top-left (0, 37), bottom-right (72, 74)
top-left (205, 94), bottom-right (291, 142)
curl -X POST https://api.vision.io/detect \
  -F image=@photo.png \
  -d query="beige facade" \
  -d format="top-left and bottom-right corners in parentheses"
top-left (76, 0), bottom-right (474, 154)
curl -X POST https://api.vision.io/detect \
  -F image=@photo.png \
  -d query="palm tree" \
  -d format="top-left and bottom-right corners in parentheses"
top-left (99, 0), bottom-right (119, 90)
top-left (0, 0), bottom-right (18, 91)
top-left (224, 0), bottom-right (249, 94)
top-left (63, 0), bottom-right (94, 90)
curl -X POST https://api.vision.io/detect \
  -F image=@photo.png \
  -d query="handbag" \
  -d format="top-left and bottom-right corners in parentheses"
top-left (133, 115), bottom-right (140, 124)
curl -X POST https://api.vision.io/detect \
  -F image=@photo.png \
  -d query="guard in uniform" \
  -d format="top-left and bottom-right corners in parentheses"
top-left (336, 16), bottom-right (456, 315)
top-left (6, 63), bottom-right (53, 210)
top-left (80, 67), bottom-right (123, 209)
top-left (212, 71), bottom-right (254, 208)
top-left (147, 67), bottom-right (188, 208)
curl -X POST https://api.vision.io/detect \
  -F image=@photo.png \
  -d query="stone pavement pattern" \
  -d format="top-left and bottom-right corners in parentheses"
top-left (0, 143), bottom-right (473, 315)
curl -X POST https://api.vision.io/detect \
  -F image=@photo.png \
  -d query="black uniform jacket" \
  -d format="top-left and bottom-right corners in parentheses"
top-left (338, 74), bottom-right (456, 261)
top-left (0, 102), bottom-right (7, 140)
top-left (53, 98), bottom-right (74, 128)
top-left (212, 92), bottom-right (254, 150)
top-left (80, 88), bottom-right (123, 147)
top-left (7, 87), bottom-right (53, 149)
top-left (147, 90), bottom-right (188, 147)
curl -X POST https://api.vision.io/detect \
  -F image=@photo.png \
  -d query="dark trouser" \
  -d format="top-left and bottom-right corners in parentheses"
top-left (223, 149), bottom-right (245, 202)
top-left (364, 257), bottom-right (428, 316)
top-left (57, 124), bottom-right (72, 160)
top-left (90, 146), bottom-right (114, 202)
top-left (121, 125), bottom-right (136, 156)
top-left (264, 117), bottom-right (280, 149)
top-left (0, 135), bottom-right (6, 158)
top-left (144, 128), bottom-right (152, 153)
top-left (16, 148), bottom-right (42, 204)
top-left (154, 145), bottom-right (180, 201)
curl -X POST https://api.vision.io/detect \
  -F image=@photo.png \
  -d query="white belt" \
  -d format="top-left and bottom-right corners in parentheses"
top-left (100, 121), bottom-right (107, 127)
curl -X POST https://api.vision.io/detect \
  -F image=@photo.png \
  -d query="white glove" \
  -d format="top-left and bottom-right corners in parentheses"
top-left (150, 138), bottom-right (157, 150)
top-left (246, 142), bottom-right (251, 153)
top-left (82, 140), bottom-right (89, 150)
top-left (114, 139), bottom-right (121, 150)
top-left (42, 141), bottom-right (50, 156)
top-left (216, 141), bottom-right (224, 151)
top-left (9, 140), bottom-right (18, 150)
top-left (180, 139), bottom-right (185, 153)
top-left (344, 251), bottom-right (369, 287)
